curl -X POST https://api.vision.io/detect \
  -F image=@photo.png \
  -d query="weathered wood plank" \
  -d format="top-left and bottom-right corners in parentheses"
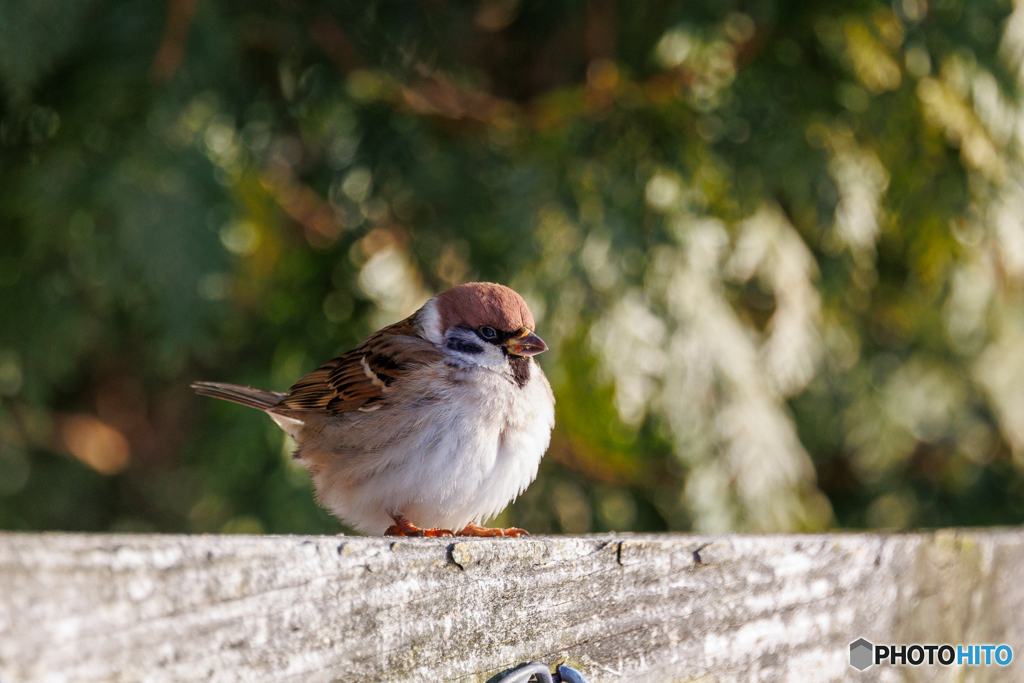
top-left (0, 531), bottom-right (1021, 682)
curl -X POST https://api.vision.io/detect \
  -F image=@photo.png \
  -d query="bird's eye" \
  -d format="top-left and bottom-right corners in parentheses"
top-left (478, 326), bottom-right (497, 340)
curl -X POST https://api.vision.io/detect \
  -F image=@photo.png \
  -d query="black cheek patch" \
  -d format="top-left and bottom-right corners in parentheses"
top-left (447, 339), bottom-right (484, 355)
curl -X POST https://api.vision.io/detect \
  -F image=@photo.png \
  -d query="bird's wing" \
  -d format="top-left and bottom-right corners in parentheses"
top-left (274, 318), bottom-right (443, 415)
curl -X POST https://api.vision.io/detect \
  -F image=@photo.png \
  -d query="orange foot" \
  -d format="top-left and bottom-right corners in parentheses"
top-left (456, 522), bottom-right (531, 538)
top-left (385, 515), bottom-right (454, 537)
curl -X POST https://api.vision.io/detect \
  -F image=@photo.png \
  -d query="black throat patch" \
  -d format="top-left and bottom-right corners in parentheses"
top-left (508, 355), bottom-right (531, 388)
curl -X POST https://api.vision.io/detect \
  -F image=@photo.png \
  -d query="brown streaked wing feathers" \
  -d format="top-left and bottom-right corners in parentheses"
top-left (275, 317), bottom-right (442, 415)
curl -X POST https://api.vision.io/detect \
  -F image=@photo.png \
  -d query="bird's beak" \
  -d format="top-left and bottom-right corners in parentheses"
top-left (505, 328), bottom-right (548, 357)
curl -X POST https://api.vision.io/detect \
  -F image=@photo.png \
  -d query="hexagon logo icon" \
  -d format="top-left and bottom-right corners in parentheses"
top-left (850, 638), bottom-right (873, 671)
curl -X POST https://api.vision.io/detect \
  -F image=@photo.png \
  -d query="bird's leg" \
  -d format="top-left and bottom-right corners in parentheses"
top-left (384, 514), bottom-right (454, 537)
top-left (455, 522), bottom-right (530, 538)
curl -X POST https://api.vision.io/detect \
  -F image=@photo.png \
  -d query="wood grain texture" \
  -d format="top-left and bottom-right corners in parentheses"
top-left (1, 531), bottom-right (1022, 682)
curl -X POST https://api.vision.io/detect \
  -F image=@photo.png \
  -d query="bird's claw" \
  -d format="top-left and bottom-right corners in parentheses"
top-left (385, 516), bottom-right (454, 537)
top-left (385, 517), bottom-right (531, 538)
top-left (456, 522), bottom-right (531, 537)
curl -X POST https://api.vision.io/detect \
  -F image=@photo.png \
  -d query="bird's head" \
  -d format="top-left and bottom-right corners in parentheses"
top-left (420, 282), bottom-right (547, 368)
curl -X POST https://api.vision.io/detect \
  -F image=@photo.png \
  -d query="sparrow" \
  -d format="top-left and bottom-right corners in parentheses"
top-left (192, 282), bottom-right (555, 537)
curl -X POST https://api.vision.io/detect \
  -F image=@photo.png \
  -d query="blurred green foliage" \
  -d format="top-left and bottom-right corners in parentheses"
top-left (4, 0), bottom-right (1024, 535)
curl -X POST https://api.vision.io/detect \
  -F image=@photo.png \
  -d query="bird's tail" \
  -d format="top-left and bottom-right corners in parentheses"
top-left (191, 381), bottom-right (285, 412)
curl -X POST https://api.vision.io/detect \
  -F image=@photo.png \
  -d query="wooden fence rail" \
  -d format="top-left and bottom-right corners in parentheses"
top-left (1, 530), bottom-right (1022, 682)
